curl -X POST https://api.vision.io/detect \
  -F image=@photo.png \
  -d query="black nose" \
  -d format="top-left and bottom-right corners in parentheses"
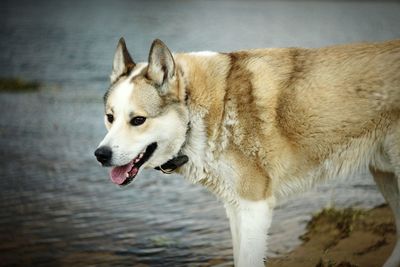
top-left (94, 146), bottom-right (112, 165)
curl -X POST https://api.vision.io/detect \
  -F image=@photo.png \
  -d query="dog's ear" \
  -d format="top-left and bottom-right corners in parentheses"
top-left (147, 39), bottom-right (175, 93)
top-left (110, 37), bottom-right (135, 83)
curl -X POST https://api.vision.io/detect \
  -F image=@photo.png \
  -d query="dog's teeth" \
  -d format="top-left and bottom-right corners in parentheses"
top-left (139, 153), bottom-right (144, 158)
top-left (135, 158), bottom-right (140, 163)
top-left (125, 173), bottom-right (129, 178)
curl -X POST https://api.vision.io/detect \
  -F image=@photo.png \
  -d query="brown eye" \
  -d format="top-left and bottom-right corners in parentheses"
top-left (106, 114), bottom-right (114, 123)
top-left (130, 116), bottom-right (146, 126)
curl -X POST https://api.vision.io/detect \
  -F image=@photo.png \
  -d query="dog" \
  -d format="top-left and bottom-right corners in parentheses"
top-left (95, 38), bottom-right (400, 267)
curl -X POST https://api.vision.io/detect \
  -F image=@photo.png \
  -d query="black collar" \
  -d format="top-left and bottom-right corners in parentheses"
top-left (154, 154), bottom-right (189, 174)
top-left (154, 121), bottom-right (191, 174)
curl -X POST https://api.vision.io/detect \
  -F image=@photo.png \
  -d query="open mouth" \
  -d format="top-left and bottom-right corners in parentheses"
top-left (109, 142), bottom-right (157, 186)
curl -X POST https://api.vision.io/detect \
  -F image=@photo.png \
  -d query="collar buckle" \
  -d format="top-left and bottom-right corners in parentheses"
top-left (155, 155), bottom-right (189, 174)
top-left (158, 165), bottom-right (175, 174)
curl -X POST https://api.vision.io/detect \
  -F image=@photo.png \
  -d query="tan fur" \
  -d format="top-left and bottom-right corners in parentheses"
top-left (172, 40), bottom-right (400, 201)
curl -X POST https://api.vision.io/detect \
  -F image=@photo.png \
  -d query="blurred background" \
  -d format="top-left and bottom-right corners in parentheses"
top-left (0, 0), bottom-right (399, 266)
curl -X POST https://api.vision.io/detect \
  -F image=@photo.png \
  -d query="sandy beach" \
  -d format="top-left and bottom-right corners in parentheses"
top-left (269, 204), bottom-right (395, 267)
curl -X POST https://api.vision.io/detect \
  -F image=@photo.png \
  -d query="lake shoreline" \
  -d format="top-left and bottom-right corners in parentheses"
top-left (268, 204), bottom-right (395, 267)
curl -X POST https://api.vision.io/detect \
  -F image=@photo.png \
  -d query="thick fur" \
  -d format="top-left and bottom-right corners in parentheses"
top-left (97, 39), bottom-right (400, 266)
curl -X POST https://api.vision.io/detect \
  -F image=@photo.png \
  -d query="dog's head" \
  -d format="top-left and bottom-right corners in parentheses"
top-left (95, 38), bottom-right (189, 186)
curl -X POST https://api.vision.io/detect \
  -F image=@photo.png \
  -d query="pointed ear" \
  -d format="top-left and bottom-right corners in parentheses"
top-left (147, 39), bottom-right (175, 91)
top-left (110, 37), bottom-right (135, 83)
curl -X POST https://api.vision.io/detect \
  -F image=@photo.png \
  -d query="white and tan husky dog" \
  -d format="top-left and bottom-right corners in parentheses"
top-left (95, 38), bottom-right (400, 267)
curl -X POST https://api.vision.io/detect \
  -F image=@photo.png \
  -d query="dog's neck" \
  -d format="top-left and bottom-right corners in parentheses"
top-left (176, 53), bottom-right (225, 164)
top-left (155, 121), bottom-right (190, 174)
top-left (172, 53), bottom-right (239, 203)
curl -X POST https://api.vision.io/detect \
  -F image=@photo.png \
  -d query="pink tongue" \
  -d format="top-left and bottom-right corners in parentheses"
top-left (110, 162), bottom-right (133, 185)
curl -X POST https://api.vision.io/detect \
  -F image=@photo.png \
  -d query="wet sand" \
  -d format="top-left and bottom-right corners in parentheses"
top-left (269, 204), bottom-right (396, 267)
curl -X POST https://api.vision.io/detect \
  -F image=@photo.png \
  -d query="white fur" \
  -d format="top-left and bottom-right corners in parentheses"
top-left (99, 76), bottom-right (141, 165)
top-left (180, 106), bottom-right (239, 204)
top-left (128, 63), bottom-right (148, 78)
top-left (188, 51), bottom-right (218, 57)
top-left (225, 198), bottom-right (274, 267)
top-left (225, 203), bottom-right (240, 265)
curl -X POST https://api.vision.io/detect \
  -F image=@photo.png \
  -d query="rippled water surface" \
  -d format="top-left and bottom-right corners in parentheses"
top-left (1, 0), bottom-right (399, 266)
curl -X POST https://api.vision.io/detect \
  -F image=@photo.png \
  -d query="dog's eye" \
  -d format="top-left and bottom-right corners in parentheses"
top-left (130, 116), bottom-right (146, 126)
top-left (106, 114), bottom-right (114, 123)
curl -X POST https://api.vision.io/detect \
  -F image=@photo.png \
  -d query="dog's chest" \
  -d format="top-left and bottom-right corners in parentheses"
top-left (181, 145), bottom-right (239, 204)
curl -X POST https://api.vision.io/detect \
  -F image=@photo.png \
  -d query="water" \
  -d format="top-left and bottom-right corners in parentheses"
top-left (0, 0), bottom-right (399, 266)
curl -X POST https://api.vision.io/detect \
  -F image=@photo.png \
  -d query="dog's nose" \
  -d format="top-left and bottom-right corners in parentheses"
top-left (94, 146), bottom-right (112, 165)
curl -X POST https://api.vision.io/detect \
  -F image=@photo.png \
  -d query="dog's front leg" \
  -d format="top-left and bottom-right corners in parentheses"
top-left (236, 198), bottom-right (275, 267)
top-left (225, 202), bottom-right (240, 266)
